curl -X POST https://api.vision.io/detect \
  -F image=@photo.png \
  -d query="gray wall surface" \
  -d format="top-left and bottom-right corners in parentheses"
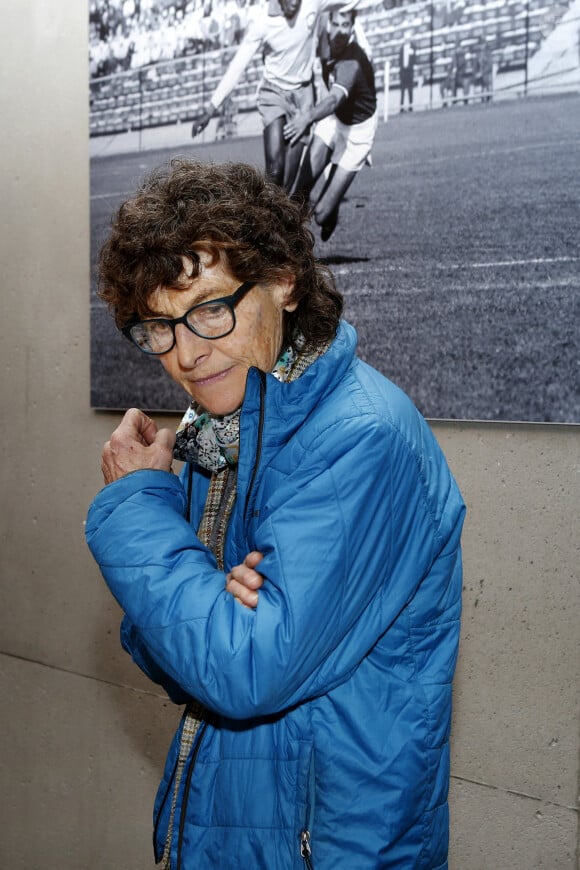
top-left (1, 1), bottom-right (578, 867)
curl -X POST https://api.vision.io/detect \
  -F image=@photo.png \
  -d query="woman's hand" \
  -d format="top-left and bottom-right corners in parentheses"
top-left (226, 551), bottom-right (265, 609)
top-left (101, 408), bottom-right (176, 484)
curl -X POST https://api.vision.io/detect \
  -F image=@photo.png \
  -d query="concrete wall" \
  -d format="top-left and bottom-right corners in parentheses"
top-left (1, 1), bottom-right (578, 867)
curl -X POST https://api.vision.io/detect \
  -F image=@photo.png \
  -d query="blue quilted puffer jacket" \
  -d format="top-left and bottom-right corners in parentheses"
top-left (86, 321), bottom-right (465, 869)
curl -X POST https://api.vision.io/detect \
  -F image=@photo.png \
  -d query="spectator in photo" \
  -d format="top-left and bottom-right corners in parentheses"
top-left (284, 6), bottom-right (377, 240)
top-left (453, 38), bottom-right (472, 105)
top-left (399, 29), bottom-right (416, 112)
top-left (215, 95), bottom-right (238, 138)
top-left (183, 0), bottom-right (206, 54)
top-left (110, 22), bottom-right (133, 71)
top-left (86, 157), bottom-right (465, 869)
top-left (439, 51), bottom-right (456, 107)
top-left (232, 0), bottom-right (250, 44)
top-left (474, 36), bottom-right (493, 102)
top-left (199, 0), bottom-right (221, 50)
top-left (221, 0), bottom-right (243, 46)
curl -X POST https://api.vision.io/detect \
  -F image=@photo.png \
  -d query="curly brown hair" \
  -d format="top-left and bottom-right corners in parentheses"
top-left (98, 158), bottom-right (343, 351)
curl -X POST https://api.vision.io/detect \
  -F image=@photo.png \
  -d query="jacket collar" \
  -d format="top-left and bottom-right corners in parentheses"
top-left (241, 320), bottom-right (358, 454)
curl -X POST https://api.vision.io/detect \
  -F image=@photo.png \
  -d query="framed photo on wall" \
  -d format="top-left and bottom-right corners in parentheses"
top-left (89, 0), bottom-right (580, 422)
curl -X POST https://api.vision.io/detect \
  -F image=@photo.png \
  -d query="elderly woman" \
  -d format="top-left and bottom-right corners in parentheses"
top-left (86, 159), bottom-right (465, 869)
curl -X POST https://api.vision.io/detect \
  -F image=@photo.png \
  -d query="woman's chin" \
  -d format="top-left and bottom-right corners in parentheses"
top-left (181, 371), bottom-right (246, 417)
top-left (186, 389), bottom-right (244, 418)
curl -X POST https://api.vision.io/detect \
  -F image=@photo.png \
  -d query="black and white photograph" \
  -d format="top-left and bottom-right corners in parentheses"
top-left (90, 0), bottom-right (580, 422)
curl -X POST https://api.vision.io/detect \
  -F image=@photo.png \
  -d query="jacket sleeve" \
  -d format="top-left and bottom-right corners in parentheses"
top-left (86, 415), bottom-right (463, 720)
top-left (120, 615), bottom-right (192, 705)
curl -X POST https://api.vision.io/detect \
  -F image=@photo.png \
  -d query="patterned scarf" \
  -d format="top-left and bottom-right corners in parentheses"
top-left (173, 345), bottom-right (297, 472)
top-left (161, 338), bottom-right (329, 868)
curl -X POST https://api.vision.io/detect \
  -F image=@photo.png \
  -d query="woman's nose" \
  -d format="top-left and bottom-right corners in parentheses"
top-left (174, 322), bottom-right (209, 368)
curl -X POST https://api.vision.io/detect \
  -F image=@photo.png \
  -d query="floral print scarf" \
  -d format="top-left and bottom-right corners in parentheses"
top-left (172, 345), bottom-right (298, 471)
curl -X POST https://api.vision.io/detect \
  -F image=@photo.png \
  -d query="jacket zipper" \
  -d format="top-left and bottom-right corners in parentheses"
top-left (175, 721), bottom-right (208, 870)
top-left (185, 462), bottom-right (194, 524)
top-left (153, 752), bottom-right (180, 862)
top-left (300, 749), bottom-right (316, 868)
top-left (300, 830), bottom-right (314, 869)
top-left (243, 370), bottom-right (266, 523)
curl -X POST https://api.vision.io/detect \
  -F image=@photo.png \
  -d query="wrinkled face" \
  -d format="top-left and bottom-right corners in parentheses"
top-left (279, 0), bottom-right (301, 20)
top-left (329, 10), bottom-right (354, 55)
top-left (150, 250), bottom-right (297, 416)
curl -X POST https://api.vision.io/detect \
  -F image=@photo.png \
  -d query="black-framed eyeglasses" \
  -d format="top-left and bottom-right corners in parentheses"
top-left (122, 281), bottom-right (256, 356)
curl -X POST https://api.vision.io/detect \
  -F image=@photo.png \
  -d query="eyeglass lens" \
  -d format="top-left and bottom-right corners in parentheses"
top-left (129, 300), bottom-right (236, 354)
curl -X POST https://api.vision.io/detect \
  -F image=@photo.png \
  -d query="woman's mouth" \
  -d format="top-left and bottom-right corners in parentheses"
top-left (193, 366), bottom-right (234, 387)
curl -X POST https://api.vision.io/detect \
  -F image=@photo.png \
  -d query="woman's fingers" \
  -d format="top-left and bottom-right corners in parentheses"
top-left (226, 552), bottom-right (265, 609)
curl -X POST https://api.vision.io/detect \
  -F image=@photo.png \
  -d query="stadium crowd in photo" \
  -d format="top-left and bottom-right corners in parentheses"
top-left (89, 0), bottom-right (580, 422)
top-left (90, 0), bottom-right (577, 129)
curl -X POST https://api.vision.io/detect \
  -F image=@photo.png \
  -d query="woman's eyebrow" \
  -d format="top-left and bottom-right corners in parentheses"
top-left (148, 286), bottom-right (222, 318)
top-left (182, 286), bottom-right (215, 306)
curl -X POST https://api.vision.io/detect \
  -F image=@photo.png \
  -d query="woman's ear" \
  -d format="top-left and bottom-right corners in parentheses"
top-left (279, 275), bottom-right (298, 312)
